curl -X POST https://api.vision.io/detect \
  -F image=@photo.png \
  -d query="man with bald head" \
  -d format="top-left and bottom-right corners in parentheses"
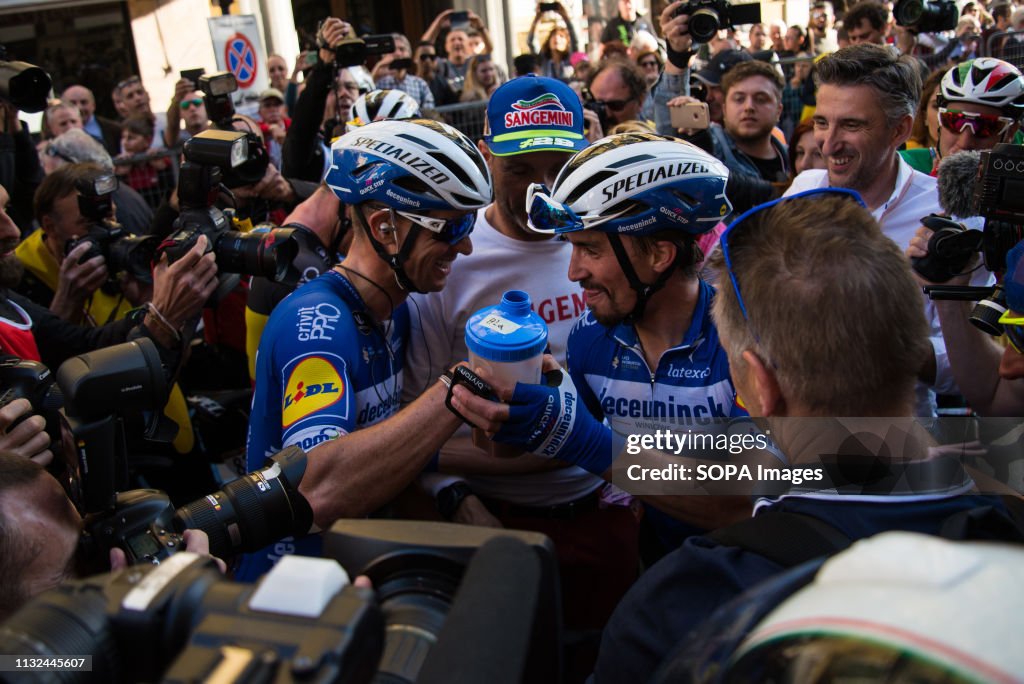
top-left (61, 85), bottom-right (122, 157)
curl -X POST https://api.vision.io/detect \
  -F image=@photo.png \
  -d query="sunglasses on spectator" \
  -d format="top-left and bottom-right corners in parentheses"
top-left (938, 107), bottom-right (1015, 138)
top-left (593, 96), bottom-right (630, 111)
top-left (180, 98), bottom-right (203, 109)
top-left (720, 187), bottom-right (866, 352)
top-left (419, 53), bottom-right (439, 61)
top-left (392, 209), bottom-right (476, 244)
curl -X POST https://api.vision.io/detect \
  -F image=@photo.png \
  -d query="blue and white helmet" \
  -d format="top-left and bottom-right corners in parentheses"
top-left (325, 118), bottom-right (492, 212)
top-left (527, 132), bottom-right (731, 236)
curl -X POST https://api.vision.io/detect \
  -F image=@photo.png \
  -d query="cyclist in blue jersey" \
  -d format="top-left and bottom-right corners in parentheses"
top-left (243, 118), bottom-right (492, 578)
top-left (449, 133), bottom-right (765, 555)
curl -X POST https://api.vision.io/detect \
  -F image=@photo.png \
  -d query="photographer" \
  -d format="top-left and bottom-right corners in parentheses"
top-left (907, 234), bottom-right (1024, 416)
top-left (0, 180), bottom-right (216, 391)
top-left (16, 164), bottom-right (143, 325)
top-left (373, 33), bottom-right (435, 111)
top-left (0, 97), bottom-right (44, 233)
top-left (281, 17), bottom-right (360, 183)
top-left (0, 451), bottom-right (222, 623)
top-left (163, 79), bottom-right (211, 149)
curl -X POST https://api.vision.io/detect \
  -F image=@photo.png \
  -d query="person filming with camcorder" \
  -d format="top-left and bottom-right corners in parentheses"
top-left (908, 144), bottom-right (1024, 416)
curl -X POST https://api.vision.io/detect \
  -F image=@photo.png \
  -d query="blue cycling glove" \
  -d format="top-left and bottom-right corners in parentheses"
top-left (493, 368), bottom-right (617, 475)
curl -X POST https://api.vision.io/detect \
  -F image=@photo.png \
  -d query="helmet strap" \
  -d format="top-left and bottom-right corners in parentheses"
top-left (606, 232), bottom-right (677, 323)
top-left (354, 206), bottom-right (426, 294)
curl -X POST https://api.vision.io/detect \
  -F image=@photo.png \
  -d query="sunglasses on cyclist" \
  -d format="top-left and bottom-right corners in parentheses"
top-left (180, 98), bottom-right (204, 109)
top-left (393, 209), bottom-right (476, 244)
top-left (937, 107), bottom-right (1015, 138)
top-left (525, 183), bottom-right (586, 234)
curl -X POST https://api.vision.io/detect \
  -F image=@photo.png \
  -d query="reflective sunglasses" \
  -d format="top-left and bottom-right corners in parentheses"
top-left (525, 183), bottom-right (585, 234)
top-left (938, 107), bottom-right (1015, 138)
top-left (180, 98), bottom-right (203, 109)
top-left (394, 209), bottom-right (476, 244)
top-left (998, 310), bottom-right (1024, 354)
top-left (721, 187), bottom-right (866, 329)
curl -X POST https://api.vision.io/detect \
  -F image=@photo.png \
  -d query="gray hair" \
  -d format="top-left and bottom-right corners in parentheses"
top-left (47, 128), bottom-right (113, 172)
top-left (814, 44), bottom-right (921, 127)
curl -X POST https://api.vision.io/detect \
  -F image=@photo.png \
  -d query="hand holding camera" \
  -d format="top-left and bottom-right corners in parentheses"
top-left (51, 240), bottom-right (109, 322)
top-left (0, 396), bottom-right (53, 465)
top-left (660, 1), bottom-right (695, 55)
top-left (148, 234), bottom-right (218, 346)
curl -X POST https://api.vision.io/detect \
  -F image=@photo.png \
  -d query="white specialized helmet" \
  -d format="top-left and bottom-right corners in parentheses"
top-left (349, 89), bottom-right (420, 127)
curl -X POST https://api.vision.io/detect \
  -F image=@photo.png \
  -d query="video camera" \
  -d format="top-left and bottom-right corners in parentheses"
top-left (894, 0), bottom-right (959, 34)
top-left (0, 522), bottom-right (560, 684)
top-left (914, 144), bottom-right (1024, 336)
top-left (159, 127), bottom-right (298, 282)
top-left (64, 169), bottom-right (158, 289)
top-left (674, 0), bottom-right (762, 44)
top-left (0, 45), bottom-right (51, 113)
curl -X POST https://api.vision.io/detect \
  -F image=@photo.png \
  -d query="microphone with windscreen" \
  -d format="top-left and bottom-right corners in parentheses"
top-left (912, 151), bottom-right (984, 283)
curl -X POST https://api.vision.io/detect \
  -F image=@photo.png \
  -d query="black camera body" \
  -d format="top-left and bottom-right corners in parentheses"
top-left (0, 355), bottom-right (64, 449)
top-left (1, 522), bottom-right (560, 684)
top-left (894, 0), bottom-right (959, 33)
top-left (161, 129), bottom-right (297, 281)
top-left (0, 45), bottom-right (51, 113)
top-left (318, 25), bottom-right (396, 68)
top-left (65, 171), bottom-right (157, 287)
top-left (83, 488), bottom-right (185, 566)
top-left (583, 99), bottom-right (614, 136)
top-left (976, 143), bottom-right (1024, 273)
top-left (675, 0), bottom-right (762, 43)
top-left (0, 553), bottom-right (385, 684)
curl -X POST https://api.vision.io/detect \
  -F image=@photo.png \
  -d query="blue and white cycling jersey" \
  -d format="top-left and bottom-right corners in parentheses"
top-left (240, 269), bottom-right (407, 581)
top-left (566, 279), bottom-right (744, 435)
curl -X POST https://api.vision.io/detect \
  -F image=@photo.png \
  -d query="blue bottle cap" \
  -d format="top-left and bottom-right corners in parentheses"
top-left (465, 290), bottom-right (549, 363)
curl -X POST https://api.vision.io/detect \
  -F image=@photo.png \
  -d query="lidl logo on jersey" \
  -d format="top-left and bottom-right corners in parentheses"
top-left (282, 356), bottom-right (345, 427)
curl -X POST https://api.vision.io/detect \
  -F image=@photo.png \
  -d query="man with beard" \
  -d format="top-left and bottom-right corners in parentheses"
top-left (709, 60), bottom-right (788, 184)
top-left (403, 78), bottom-right (637, 663)
top-left (447, 133), bottom-right (752, 562)
top-left (0, 180), bottom-right (217, 390)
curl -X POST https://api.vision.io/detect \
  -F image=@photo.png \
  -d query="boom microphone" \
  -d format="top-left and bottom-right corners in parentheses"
top-left (936, 150), bottom-right (982, 218)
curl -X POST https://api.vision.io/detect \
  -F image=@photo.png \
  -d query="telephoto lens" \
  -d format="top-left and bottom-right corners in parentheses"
top-left (174, 445), bottom-right (314, 559)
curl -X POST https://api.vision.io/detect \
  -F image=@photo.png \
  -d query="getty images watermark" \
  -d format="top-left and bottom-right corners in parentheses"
top-left (609, 417), bottom-right (1024, 497)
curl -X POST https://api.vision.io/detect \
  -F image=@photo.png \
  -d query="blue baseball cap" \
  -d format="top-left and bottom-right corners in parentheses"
top-left (484, 74), bottom-right (588, 156)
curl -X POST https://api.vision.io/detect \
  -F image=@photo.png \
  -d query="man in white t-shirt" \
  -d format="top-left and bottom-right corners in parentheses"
top-left (403, 75), bottom-right (639, 639)
top-left (785, 44), bottom-right (980, 416)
